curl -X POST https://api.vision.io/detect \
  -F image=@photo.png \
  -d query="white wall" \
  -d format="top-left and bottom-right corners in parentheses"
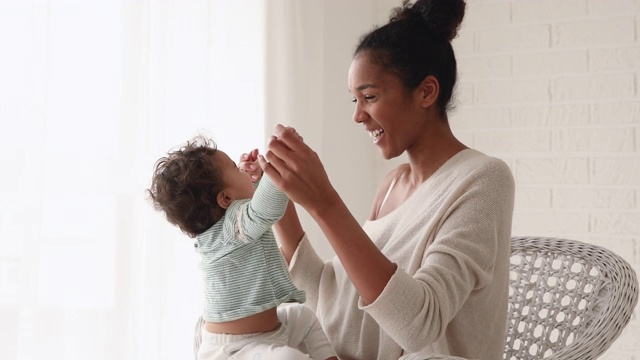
top-left (377, 0), bottom-right (640, 358)
top-left (449, 0), bottom-right (639, 358)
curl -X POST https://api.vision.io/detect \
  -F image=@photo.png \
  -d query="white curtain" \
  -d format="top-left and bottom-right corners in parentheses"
top-left (0, 0), bottom-right (264, 359)
top-left (264, 0), bottom-right (381, 260)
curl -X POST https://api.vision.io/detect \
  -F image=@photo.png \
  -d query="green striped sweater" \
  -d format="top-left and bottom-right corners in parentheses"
top-left (195, 174), bottom-right (306, 322)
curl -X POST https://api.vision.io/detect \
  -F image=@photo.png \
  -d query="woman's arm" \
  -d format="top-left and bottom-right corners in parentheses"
top-left (259, 125), bottom-right (396, 305)
top-left (238, 147), bottom-right (305, 259)
top-left (273, 200), bottom-right (305, 264)
top-left (310, 195), bottom-right (397, 305)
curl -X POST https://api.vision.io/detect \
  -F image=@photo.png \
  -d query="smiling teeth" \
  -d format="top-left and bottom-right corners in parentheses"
top-left (368, 129), bottom-right (384, 139)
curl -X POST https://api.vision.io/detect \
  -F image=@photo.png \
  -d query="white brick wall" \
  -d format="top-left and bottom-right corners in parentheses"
top-left (451, 0), bottom-right (640, 357)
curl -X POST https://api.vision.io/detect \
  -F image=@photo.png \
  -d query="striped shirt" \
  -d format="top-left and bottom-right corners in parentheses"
top-left (195, 174), bottom-right (306, 323)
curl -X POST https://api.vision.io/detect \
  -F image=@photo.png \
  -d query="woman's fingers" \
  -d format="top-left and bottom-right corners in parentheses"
top-left (267, 136), bottom-right (311, 174)
top-left (266, 136), bottom-right (297, 167)
top-left (273, 124), bottom-right (306, 152)
top-left (264, 148), bottom-right (291, 178)
top-left (285, 126), bottom-right (303, 141)
top-left (257, 154), bottom-right (281, 182)
top-left (261, 129), bottom-right (336, 212)
top-left (258, 155), bottom-right (280, 174)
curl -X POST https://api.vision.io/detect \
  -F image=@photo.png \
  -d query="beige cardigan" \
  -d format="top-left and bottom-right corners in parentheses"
top-left (289, 149), bottom-right (515, 360)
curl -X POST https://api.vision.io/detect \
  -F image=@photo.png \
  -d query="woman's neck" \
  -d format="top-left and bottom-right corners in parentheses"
top-left (405, 125), bottom-right (467, 185)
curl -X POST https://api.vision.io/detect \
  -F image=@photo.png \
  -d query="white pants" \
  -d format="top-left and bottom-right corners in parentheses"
top-left (398, 354), bottom-right (473, 360)
top-left (196, 304), bottom-right (335, 360)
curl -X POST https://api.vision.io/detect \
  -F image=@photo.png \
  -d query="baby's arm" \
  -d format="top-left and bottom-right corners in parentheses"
top-left (225, 171), bottom-right (289, 243)
top-left (245, 174), bottom-right (289, 223)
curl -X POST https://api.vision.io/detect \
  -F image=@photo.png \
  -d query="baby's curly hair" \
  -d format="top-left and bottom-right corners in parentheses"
top-left (147, 135), bottom-right (226, 238)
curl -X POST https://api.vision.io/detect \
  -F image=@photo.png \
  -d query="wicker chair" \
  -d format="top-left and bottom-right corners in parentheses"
top-left (410, 236), bottom-right (639, 360)
top-left (504, 236), bottom-right (639, 360)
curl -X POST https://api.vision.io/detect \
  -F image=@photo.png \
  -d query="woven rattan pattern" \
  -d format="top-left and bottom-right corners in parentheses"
top-left (504, 236), bottom-right (638, 360)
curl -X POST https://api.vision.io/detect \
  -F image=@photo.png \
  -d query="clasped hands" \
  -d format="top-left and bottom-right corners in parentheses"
top-left (238, 124), bottom-right (335, 214)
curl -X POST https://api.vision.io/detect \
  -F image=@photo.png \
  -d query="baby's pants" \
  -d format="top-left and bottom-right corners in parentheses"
top-left (196, 304), bottom-right (335, 360)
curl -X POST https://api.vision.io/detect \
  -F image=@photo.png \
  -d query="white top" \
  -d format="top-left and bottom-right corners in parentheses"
top-left (289, 149), bottom-right (515, 360)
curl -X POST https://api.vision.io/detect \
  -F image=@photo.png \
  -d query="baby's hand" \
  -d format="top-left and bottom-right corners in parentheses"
top-left (238, 148), bottom-right (263, 182)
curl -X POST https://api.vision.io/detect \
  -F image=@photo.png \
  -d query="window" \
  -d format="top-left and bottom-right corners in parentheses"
top-left (0, 1), bottom-right (264, 358)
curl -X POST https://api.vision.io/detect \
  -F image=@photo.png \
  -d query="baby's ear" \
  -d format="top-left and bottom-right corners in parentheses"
top-left (217, 191), bottom-right (233, 209)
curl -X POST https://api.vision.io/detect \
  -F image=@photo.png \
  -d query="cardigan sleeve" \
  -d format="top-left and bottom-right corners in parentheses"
top-left (288, 234), bottom-right (331, 312)
top-left (359, 159), bottom-right (515, 352)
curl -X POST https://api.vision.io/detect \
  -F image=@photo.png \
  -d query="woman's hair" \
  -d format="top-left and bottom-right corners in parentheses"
top-left (355, 0), bottom-right (466, 116)
top-left (147, 135), bottom-right (226, 238)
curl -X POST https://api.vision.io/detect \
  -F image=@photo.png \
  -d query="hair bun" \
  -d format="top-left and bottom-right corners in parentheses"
top-left (411, 0), bottom-right (466, 41)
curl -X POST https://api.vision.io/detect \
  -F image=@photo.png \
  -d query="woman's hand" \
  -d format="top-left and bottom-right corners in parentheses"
top-left (258, 124), bottom-right (338, 216)
top-left (262, 125), bottom-right (396, 305)
top-left (238, 148), bottom-right (263, 182)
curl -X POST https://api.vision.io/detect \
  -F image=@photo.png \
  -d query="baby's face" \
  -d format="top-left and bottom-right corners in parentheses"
top-left (215, 150), bottom-right (255, 200)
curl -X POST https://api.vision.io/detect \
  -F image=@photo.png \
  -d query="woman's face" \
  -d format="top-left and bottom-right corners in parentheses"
top-left (347, 52), bottom-right (426, 160)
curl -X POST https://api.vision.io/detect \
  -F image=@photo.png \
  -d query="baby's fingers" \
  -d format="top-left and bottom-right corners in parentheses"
top-left (239, 163), bottom-right (257, 173)
top-left (249, 149), bottom-right (259, 162)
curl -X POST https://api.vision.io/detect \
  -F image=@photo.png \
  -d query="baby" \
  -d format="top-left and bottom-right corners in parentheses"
top-left (147, 135), bottom-right (336, 360)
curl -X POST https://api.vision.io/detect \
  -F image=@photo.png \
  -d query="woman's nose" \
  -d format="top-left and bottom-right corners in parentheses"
top-left (353, 103), bottom-right (369, 123)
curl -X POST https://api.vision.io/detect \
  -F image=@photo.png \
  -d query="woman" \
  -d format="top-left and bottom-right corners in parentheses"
top-left (258, 0), bottom-right (515, 359)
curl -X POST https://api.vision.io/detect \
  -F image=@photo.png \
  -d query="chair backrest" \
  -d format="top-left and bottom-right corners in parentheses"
top-left (505, 236), bottom-right (639, 360)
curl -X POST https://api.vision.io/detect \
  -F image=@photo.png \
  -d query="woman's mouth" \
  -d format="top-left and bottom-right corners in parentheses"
top-left (368, 128), bottom-right (384, 143)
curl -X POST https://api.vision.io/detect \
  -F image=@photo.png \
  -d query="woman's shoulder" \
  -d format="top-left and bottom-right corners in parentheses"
top-left (435, 149), bottom-right (514, 191)
top-left (453, 148), bottom-right (511, 174)
top-left (455, 149), bottom-right (515, 189)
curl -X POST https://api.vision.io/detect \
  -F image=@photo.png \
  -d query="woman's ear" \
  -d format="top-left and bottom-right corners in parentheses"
top-left (217, 191), bottom-right (233, 209)
top-left (418, 75), bottom-right (439, 108)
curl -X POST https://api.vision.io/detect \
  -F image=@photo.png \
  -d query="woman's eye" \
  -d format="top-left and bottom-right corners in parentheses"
top-left (352, 95), bottom-right (375, 103)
